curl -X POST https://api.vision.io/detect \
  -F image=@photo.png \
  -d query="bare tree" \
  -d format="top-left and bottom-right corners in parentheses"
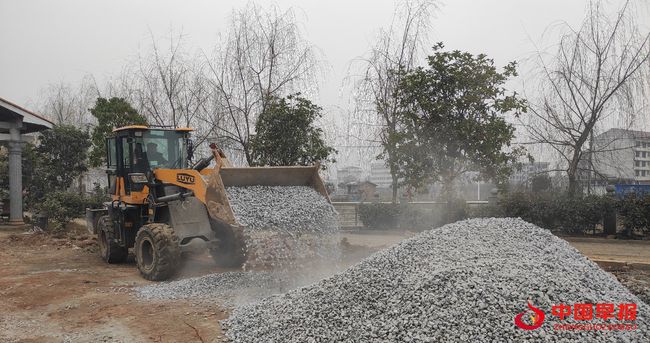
top-left (112, 32), bottom-right (218, 149)
top-left (527, 0), bottom-right (650, 196)
top-left (205, 3), bottom-right (322, 165)
top-left (349, 0), bottom-right (438, 202)
top-left (37, 76), bottom-right (99, 127)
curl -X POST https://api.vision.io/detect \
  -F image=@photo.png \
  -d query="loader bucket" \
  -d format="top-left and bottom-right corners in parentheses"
top-left (203, 161), bottom-right (334, 269)
top-left (219, 166), bottom-right (330, 201)
top-left (204, 164), bottom-right (330, 227)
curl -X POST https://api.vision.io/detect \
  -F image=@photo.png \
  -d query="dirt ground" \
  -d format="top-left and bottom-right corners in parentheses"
top-left (563, 236), bottom-right (650, 264)
top-left (0, 226), bottom-right (232, 343)
top-left (0, 224), bottom-right (379, 343)
top-left (1, 225), bottom-right (649, 343)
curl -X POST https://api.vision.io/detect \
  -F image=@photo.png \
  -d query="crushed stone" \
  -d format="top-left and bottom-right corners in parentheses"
top-left (223, 218), bottom-right (650, 342)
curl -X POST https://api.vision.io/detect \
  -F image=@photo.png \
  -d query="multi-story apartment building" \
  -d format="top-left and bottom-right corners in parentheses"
top-left (585, 128), bottom-right (650, 185)
top-left (509, 162), bottom-right (550, 186)
top-left (369, 160), bottom-right (393, 188)
top-left (337, 166), bottom-right (363, 184)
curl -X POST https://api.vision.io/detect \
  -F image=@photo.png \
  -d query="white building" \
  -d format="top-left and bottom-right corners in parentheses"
top-left (369, 160), bottom-right (393, 188)
top-left (337, 166), bottom-right (363, 184)
top-left (585, 128), bottom-right (650, 184)
top-left (509, 162), bottom-right (550, 186)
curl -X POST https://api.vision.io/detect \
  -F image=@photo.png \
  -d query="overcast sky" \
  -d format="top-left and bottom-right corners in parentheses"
top-left (1, 0), bottom-right (617, 111)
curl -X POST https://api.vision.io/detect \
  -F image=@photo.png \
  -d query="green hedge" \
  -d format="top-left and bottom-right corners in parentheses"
top-left (358, 192), bottom-right (649, 235)
top-left (469, 192), bottom-right (614, 234)
top-left (358, 201), bottom-right (467, 231)
top-left (35, 191), bottom-right (87, 231)
top-left (34, 188), bottom-right (110, 231)
top-left (617, 193), bottom-right (650, 235)
top-left (358, 203), bottom-right (401, 229)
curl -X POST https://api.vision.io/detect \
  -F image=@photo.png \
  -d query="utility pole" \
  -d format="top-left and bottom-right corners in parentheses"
top-left (587, 131), bottom-right (594, 195)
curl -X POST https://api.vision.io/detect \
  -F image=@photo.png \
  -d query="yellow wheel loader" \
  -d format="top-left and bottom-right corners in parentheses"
top-left (85, 125), bottom-right (330, 280)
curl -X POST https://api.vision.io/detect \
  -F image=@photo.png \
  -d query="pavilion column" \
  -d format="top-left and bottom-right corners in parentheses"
top-left (8, 126), bottom-right (24, 225)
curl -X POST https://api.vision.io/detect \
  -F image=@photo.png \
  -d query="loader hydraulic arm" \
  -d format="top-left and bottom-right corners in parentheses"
top-left (152, 169), bottom-right (208, 204)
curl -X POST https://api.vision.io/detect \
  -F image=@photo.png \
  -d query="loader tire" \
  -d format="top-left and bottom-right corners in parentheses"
top-left (97, 215), bottom-right (127, 264)
top-left (135, 223), bottom-right (181, 281)
top-left (209, 221), bottom-right (247, 268)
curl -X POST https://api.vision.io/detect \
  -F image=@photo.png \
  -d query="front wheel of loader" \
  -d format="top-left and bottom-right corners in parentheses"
top-left (135, 223), bottom-right (181, 281)
top-left (97, 215), bottom-right (127, 264)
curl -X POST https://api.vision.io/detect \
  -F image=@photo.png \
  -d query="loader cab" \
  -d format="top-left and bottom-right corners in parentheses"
top-left (107, 126), bottom-right (192, 198)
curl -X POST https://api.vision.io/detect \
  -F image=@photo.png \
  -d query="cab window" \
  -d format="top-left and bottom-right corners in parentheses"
top-left (141, 130), bottom-right (188, 169)
top-left (106, 138), bottom-right (117, 169)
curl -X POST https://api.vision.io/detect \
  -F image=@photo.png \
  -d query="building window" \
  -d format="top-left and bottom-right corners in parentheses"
top-left (636, 161), bottom-right (640, 167)
top-left (636, 170), bottom-right (640, 176)
top-left (636, 151), bottom-right (641, 158)
top-left (645, 152), bottom-right (648, 158)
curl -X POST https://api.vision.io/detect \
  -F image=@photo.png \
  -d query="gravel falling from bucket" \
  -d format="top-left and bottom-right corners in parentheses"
top-left (225, 185), bottom-right (341, 270)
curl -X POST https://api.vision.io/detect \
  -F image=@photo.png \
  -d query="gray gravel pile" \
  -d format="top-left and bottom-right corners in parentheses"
top-left (135, 267), bottom-right (344, 308)
top-left (243, 232), bottom-right (341, 270)
top-left (223, 218), bottom-right (650, 342)
top-left (225, 186), bottom-right (338, 233)
top-left (226, 186), bottom-right (340, 269)
top-left (136, 271), bottom-right (295, 307)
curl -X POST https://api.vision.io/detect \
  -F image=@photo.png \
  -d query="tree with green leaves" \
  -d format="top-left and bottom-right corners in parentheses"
top-left (89, 97), bottom-right (147, 167)
top-left (250, 94), bottom-right (336, 168)
top-left (29, 125), bottom-right (90, 203)
top-left (394, 43), bottom-right (527, 200)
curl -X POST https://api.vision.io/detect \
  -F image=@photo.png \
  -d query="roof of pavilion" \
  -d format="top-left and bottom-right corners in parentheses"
top-left (0, 97), bottom-right (54, 134)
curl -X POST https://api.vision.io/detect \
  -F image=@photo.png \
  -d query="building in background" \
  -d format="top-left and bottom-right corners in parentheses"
top-left (337, 166), bottom-right (363, 184)
top-left (369, 160), bottom-right (393, 188)
top-left (72, 167), bottom-right (108, 194)
top-left (581, 128), bottom-right (650, 191)
top-left (509, 162), bottom-right (550, 187)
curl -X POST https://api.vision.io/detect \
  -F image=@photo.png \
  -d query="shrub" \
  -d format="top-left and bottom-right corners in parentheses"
top-left (359, 203), bottom-right (400, 229)
top-left (617, 194), bottom-right (650, 235)
top-left (35, 191), bottom-right (86, 231)
top-left (553, 194), bottom-right (612, 234)
top-left (470, 192), bottom-right (612, 234)
top-left (358, 202), bottom-right (467, 231)
top-left (444, 198), bottom-right (468, 225)
top-left (85, 184), bottom-right (110, 209)
top-left (399, 205), bottom-right (441, 231)
top-left (466, 203), bottom-right (502, 218)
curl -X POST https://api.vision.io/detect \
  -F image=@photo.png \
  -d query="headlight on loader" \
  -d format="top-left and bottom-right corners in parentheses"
top-left (129, 173), bottom-right (149, 184)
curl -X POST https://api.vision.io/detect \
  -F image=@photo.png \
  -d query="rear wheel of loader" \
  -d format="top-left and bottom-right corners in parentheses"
top-left (135, 223), bottom-right (181, 281)
top-left (97, 215), bottom-right (127, 263)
